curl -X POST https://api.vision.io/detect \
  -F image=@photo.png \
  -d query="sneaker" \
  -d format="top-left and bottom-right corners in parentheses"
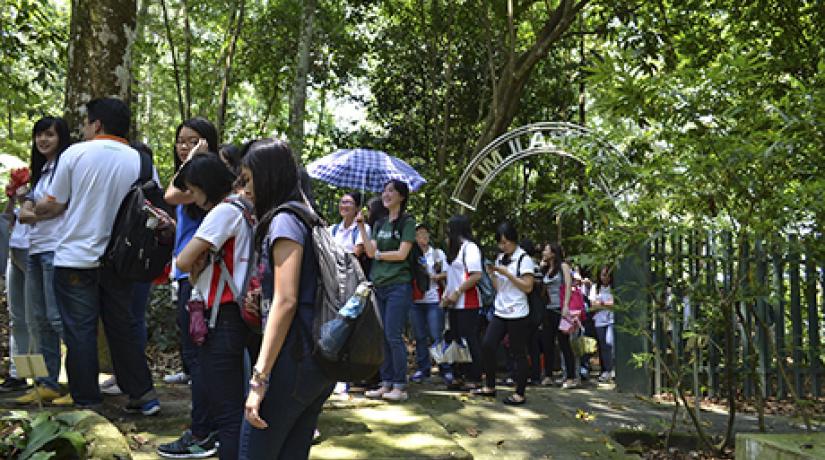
top-left (333, 382), bottom-right (349, 394)
top-left (157, 429), bottom-right (218, 459)
top-left (126, 398), bottom-right (161, 416)
top-left (163, 372), bottom-right (191, 385)
top-left (101, 383), bottom-right (123, 396)
top-left (598, 372), bottom-right (612, 383)
top-left (382, 388), bottom-right (408, 402)
top-left (410, 370), bottom-right (428, 384)
top-left (561, 380), bottom-right (578, 389)
top-left (52, 393), bottom-right (75, 406)
top-left (540, 376), bottom-right (554, 386)
top-left (14, 385), bottom-right (62, 404)
top-left (441, 372), bottom-right (455, 386)
top-left (364, 386), bottom-right (391, 399)
top-left (0, 377), bottom-right (30, 392)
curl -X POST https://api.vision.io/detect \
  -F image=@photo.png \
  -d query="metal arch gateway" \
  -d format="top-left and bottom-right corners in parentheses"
top-left (450, 122), bottom-right (626, 212)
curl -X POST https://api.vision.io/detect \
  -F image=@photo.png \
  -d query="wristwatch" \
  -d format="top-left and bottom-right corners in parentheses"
top-left (251, 366), bottom-right (269, 385)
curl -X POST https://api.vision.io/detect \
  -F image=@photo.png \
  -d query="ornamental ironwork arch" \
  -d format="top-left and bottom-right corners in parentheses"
top-left (451, 122), bottom-right (630, 212)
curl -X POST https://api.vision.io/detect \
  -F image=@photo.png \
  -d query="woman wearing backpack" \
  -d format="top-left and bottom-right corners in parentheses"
top-left (540, 243), bottom-right (577, 389)
top-left (175, 153), bottom-right (252, 459)
top-left (472, 221), bottom-right (535, 405)
top-left (590, 266), bottom-right (615, 382)
top-left (157, 118), bottom-right (221, 459)
top-left (239, 139), bottom-right (335, 458)
top-left (357, 179), bottom-right (415, 402)
top-left (441, 215), bottom-right (484, 390)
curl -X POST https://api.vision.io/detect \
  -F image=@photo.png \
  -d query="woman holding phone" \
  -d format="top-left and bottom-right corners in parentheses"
top-left (473, 221), bottom-right (534, 405)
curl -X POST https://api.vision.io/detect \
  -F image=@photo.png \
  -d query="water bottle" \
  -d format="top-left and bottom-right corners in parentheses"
top-left (338, 282), bottom-right (372, 319)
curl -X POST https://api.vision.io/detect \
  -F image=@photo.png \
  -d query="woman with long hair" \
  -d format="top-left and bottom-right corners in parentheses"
top-left (157, 117), bottom-right (221, 459)
top-left (174, 152), bottom-right (251, 459)
top-left (473, 221), bottom-right (535, 405)
top-left (590, 265), bottom-right (615, 382)
top-left (539, 243), bottom-right (577, 388)
top-left (239, 139), bottom-right (334, 458)
top-left (13, 116), bottom-right (71, 403)
top-left (358, 179), bottom-right (416, 402)
top-left (441, 215), bottom-right (483, 389)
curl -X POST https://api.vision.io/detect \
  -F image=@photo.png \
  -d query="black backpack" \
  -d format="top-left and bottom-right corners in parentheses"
top-left (101, 152), bottom-right (175, 282)
top-left (376, 215), bottom-right (430, 294)
top-left (274, 201), bottom-right (384, 382)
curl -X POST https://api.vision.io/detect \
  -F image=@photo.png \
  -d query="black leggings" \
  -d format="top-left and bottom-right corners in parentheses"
top-left (542, 309), bottom-right (576, 380)
top-left (482, 315), bottom-right (530, 396)
top-left (448, 308), bottom-right (483, 382)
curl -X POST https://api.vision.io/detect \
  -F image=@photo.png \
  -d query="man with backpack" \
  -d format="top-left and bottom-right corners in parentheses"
top-left (34, 98), bottom-right (160, 413)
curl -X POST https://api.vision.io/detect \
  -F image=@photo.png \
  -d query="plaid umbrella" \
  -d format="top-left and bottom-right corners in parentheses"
top-left (306, 149), bottom-right (427, 192)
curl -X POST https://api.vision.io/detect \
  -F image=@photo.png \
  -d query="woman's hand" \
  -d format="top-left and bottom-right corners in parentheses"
top-left (17, 207), bottom-right (37, 224)
top-left (355, 210), bottom-right (365, 225)
top-left (244, 385), bottom-right (269, 429)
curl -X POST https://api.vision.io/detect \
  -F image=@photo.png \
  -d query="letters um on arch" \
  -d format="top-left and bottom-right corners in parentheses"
top-left (451, 122), bottom-right (624, 212)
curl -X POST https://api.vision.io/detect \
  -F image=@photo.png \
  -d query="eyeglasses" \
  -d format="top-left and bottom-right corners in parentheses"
top-left (176, 137), bottom-right (201, 147)
top-left (340, 199), bottom-right (356, 205)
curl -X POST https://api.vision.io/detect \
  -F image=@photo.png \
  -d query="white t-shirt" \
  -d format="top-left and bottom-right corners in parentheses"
top-left (445, 240), bottom-right (483, 309)
top-left (191, 198), bottom-right (252, 307)
top-left (415, 246), bottom-right (446, 304)
top-left (48, 139), bottom-right (140, 268)
top-left (590, 284), bottom-right (614, 327)
top-left (492, 247), bottom-right (535, 319)
top-left (329, 220), bottom-right (368, 253)
top-left (28, 160), bottom-right (66, 254)
top-left (8, 214), bottom-right (30, 250)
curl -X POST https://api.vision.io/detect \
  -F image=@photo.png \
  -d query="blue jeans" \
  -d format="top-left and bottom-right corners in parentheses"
top-left (177, 279), bottom-right (213, 438)
top-left (54, 267), bottom-right (155, 406)
top-left (375, 282), bottom-right (412, 389)
top-left (409, 301), bottom-right (450, 375)
top-left (7, 247), bottom-right (29, 378)
top-left (239, 320), bottom-right (334, 459)
top-left (198, 303), bottom-right (249, 459)
top-left (25, 251), bottom-right (63, 390)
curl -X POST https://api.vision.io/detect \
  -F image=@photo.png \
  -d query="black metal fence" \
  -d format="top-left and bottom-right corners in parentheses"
top-left (644, 231), bottom-right (823, 400)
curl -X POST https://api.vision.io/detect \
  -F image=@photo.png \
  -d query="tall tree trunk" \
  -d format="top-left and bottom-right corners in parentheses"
top-left (129, 0), bottom-right (150, 139)
top-left (184, 0), bottom-right (192, 119)
top-left (287, 0), bottom-right (317, 162)
top-left (216, 0), bottom-right (245, 143)
top-left (64, 0), bottom-right (138, 136)
top-left (160, 0), bottom-right (185, 123)
top-left (473, 0), bottom-right (587, 154)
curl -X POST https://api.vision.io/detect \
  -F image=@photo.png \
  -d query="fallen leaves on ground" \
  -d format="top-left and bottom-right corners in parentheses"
top-left (576, 409), bottom-right (596, 422)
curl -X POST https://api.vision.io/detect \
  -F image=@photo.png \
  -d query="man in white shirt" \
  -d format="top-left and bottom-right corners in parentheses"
top-left (35, 98), bottom-right (159, 414)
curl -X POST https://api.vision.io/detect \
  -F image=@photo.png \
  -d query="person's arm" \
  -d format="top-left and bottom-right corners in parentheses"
top-left (356, 212), bottom-right (376, 257)
top-left (245, 238), bottom-right (303, 429)
top-left (17, 200), bottom-right (39, 224)
top-left (375, 240), bottom-right (412, 261)
top-left (175, 237), bottom-right (212, 280)
top-left (491, 265), bottom-right (533, 293)
top-left (34, 198), bottom-right (66, 220)
top-left (164, 182), bottom-right (195, 206)
top-left (445, 271), bottom-right (482, 305)
top-left (561, 263), bottom-right (573, 317)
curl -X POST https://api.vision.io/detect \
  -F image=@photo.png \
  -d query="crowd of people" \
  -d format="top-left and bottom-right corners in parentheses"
top-left (0, 96), bottom-right (617, 459)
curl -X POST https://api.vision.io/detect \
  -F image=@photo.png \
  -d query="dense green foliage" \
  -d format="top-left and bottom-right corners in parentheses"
top-left (0, 0), bottom-right (821, 253)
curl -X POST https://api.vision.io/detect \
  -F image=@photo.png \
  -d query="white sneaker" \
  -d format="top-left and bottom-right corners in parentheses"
top-left (382, 388), bottom-right (408, 402)
top-left (364, 386), bottom-right (391, 399)
top-left (598, 372), bottom-right (612, 382)
top-left (100, 376), bottom-right (123, 395)
top-left (561, 380), bottom-right (579, 389)
top-left (163, 372), bottom-right (191, 385)
top-left (333, 382), bottom-right (348, 394)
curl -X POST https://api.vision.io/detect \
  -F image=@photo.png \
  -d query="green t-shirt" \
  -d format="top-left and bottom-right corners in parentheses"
top-left (370, 215), bottom-right (416, 286)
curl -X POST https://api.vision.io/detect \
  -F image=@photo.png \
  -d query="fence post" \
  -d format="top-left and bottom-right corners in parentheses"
top-left (755, 240), bottom-right (770, 398)
top-left (805, 245), bottom-right (820, 397)
top-left (789, 235), bottom-right (803, 397)
top-left (772, 246), bottom-right (786, 399)
top-left (615, 243), bottom-right (652, 395)
top-left (708, 231), bottom-right (720, 397)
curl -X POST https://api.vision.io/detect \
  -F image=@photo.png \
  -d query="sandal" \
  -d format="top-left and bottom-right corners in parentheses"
top-left (470, 388), bottom-right (497, 397)
top-left (502, 394), bottom-right (526, 406)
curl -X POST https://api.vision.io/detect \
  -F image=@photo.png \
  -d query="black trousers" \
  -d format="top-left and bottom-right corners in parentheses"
top-left (482, 315), bottom-right (530, 396)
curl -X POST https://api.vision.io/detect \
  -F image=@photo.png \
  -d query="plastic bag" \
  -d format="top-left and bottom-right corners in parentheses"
top-left (443, 338), bottom-right (473, 364)
top-left (572, 335), bottom-right (597, 356)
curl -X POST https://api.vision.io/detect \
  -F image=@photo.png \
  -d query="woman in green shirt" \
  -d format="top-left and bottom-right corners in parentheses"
top-left (357, 179), bottom-right (416, 402)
